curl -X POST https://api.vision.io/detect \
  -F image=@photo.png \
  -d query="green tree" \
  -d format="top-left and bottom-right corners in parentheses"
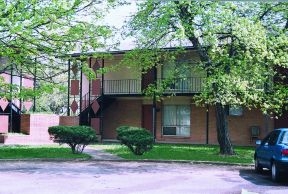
top-left (0, 0), bottom-right (118, 100)
top-left (123, 1), bottom-right (288, 155)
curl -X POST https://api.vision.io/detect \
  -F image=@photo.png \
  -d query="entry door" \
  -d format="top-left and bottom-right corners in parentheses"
top-left (142, 68), bottom-right (156, 90)
top-left (142, 105), bottom-right (153, 133)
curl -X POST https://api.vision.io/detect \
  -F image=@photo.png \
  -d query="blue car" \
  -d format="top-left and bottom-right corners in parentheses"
top-left (254, 128), bottom-right (288, 182)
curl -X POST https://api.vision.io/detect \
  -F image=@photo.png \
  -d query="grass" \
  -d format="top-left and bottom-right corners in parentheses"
top-left (94, 143), bottom-right (255, 164)
top-left (0, 145), bottom-right (91, 160)
top-left (0, 144), bottom-right (255, 164)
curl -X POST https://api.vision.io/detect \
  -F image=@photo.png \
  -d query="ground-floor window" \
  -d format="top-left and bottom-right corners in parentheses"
top-left (162, 105), bottom-right (190, 136)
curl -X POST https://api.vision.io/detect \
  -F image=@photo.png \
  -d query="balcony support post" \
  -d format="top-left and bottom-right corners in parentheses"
top-left (152, 66), bottom-right (157, 141)
top-left (9, 65), bottom-right (13, 132)
top-left (67, 59), bottom-right (71, 116)
top-left (206, 104), bottom-right (209, 144)
top-left (100, 58), bottom-right (105, 142)
top-left (152, 93), bottom-right (156, 142)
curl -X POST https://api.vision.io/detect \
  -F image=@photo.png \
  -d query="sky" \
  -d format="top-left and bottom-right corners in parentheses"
top-left (100, 1), bottom-right (192, 51)
top-left (102, 1), bottom-right (137, 50)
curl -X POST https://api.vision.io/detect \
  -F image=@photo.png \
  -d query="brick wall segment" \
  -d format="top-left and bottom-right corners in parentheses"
top-left (102, 98), bottom-right (142, 139)
top-left (100, 96), bottom-right (274, 146)
top-left (59, 116), bottom-right (79, 126)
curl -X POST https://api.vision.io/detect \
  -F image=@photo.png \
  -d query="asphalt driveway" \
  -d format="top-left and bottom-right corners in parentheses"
top-left (0, 161), bottom-right (287, 194)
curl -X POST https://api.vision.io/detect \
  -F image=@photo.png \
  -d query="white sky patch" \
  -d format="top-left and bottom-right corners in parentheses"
top-left (102, 1), bottom-right (138, 50)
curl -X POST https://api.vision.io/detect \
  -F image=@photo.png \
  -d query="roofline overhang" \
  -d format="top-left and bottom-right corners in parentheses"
top-left (59, 46), bottom-right (196, 59)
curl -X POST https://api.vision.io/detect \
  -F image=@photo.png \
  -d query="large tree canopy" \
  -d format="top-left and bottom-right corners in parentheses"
top-left (123, 1), bottom-right (288, 154)
top-left (0, 0), bottom-right (119, 100)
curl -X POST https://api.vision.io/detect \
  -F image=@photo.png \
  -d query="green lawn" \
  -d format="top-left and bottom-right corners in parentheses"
top-left (94, 143), bottom-right (255, 164)
top-left (0, 144), bottom-right (255, 164)
top-left (0, 145), bottom-right (91, 159)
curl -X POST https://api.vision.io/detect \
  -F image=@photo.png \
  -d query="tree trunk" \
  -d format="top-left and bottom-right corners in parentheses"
top-left (175, 1), bottom-right (235, 155)
top-left (215, 103), bottom-right (235, 155)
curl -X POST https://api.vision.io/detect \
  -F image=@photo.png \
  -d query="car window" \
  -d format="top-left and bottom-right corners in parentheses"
top-left (268, 130), bottom-right (281, 146)
top-left (261, 130), bottom-right (281, 146)
top-left (279, 131), bottom-right (288, 144)
top-left (261, 132), bottom-right (272, 145)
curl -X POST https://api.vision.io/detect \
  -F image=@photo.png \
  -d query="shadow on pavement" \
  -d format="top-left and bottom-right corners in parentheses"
top-left (239, 168), bottom-right (288, 186)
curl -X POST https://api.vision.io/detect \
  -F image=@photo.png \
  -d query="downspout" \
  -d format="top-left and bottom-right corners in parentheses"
top-left (67, 59), bottom-right (71, 116)
top-left (206, 104), bottom-right (209, 144)
top-left (33, 60), bottom-right (36, 112)
top-left (206, 71), bottom-right (210, 144)
top-left (100, 58), bottom-right (104, 142)
top-left (79, 60), bottom-right (83, 125)
top-left (9, 65), bottom-right (13, 132)
top-left (19, 66), bottom-right (22, 133)
top-left (88, 57), bottom-right (92, 126)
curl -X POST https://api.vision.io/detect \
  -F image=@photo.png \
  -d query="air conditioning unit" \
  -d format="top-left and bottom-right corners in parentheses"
top-left (163, 126), bottom-right (177, 135)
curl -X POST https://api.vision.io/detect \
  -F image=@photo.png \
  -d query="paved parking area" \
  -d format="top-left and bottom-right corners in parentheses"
top-left (0, 161), bottom-right (287, 194)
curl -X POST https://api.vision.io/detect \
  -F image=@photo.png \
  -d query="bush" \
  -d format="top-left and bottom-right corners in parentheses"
top-left (116, 126), bottom-right (154, 155)
top-left (48, 125), bottom-right (98, 154)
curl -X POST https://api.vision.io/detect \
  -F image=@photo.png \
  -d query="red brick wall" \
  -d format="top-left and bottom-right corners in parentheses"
top-left (91, 118), bottom-right (100, 134)
top-left (102, 99), bottom-right (142, 139)
top-left (156, 104), bottom-right (273, 145)
top-left (59, 116), bottom-right (79, 126)
top-left (99, 97), bottom-right (274, 146)
top-left (228, 108), bottom-right (273, 145)
top-left (0, 134), bottom-right (7, 143)
top-left (20, 114), bottom-right (31, 135)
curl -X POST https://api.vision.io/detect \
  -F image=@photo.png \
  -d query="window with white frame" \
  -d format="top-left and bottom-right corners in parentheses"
top-left (162, 105), bottom-right (190, 136)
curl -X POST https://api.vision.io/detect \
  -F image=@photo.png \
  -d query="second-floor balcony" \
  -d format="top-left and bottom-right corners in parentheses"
top-left (103, 77), bottom-right (205, 95)
top-left (104, 79), bottom-right (141, 94)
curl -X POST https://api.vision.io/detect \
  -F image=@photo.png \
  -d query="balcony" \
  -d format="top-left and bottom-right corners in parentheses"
top-left (158, 77), bottom-right (205, 94)
top-left (103, 77), bottom-right (205, 95)
top-left (103, 79), bottom-right (141, 94)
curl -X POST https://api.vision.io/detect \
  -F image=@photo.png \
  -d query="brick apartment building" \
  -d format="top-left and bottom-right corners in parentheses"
top-left (67, 47), bottom-right (287, 146)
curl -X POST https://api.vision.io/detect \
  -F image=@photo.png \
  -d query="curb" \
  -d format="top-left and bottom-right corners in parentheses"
top-left (0, 158), bottom-right (91, 162)
top-left (89, 159), bottom-right (254, 167)
top-left (0, 157), bottom-right (254, 167)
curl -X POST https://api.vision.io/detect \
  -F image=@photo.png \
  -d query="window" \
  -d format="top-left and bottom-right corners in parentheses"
top-left (279, 131), bottom-right (288, 144)
top-left (162, 57), bottom-right (206, 93)
top-left (162, 59), bottom-right (192, 92)
top-left (162, 105), bottom-right (190, 136)
top-left (268, 131), bottom-right (280, 146)
top-left (229, 106), bottom-right (243, 116)
top-left (261, 130), bottom-right (281, 146)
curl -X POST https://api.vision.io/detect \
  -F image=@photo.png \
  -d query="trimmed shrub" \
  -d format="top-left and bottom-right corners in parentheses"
top-left (48, 125), bottom-right (98, 154)
top-left (116, 126), bottom-right (154, 155)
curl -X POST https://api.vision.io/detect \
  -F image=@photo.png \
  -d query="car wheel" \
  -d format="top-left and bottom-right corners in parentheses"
top-left (271, 162), bottom-right (280, 182)
top-left (254, 157), bottom-right (263, 173)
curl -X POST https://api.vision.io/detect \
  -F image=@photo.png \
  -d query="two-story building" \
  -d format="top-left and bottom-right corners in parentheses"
top-left (0, 57), bottom-right (35, 134)
top-left (67, 47), bottom-right (285, 146)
